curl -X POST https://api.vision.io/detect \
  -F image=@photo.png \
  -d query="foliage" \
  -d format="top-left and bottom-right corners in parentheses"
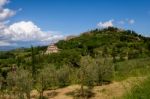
top-left (7, 68), bottom-right (33, 99)
top-left (36, 65), bottom-right (57, 98)
top-left (78, 56), bottom-right (114, 96)
top-left (56, 65), bottom-right (71, 87)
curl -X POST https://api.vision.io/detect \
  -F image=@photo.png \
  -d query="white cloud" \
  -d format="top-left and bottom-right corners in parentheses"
top-left (0, 0), bottom-right (63, 48)
top-left (5, 21), bottom-right (45, 41)
top-left (0, 21), bottom-right (64, 46)
top-left (128, 19), bottom-right (135, 24)
top-left (0, 0), bottom-right (63, 47)
top-left (118, 20), bottom-right (125, 25)
top-left (97, 20), bottom-right (114, 28)
top-left (118, 19), bottom-right (135, 25)
top-left (0, 8), bottom-right (15, 21)
top-left (6, 21), bottom-right (63, 41)
top-left (0, 0), bottom-right (15, 21)
top-left (0, 21), bottom-right (6, 29)
top-left (0, 0), bottom-right (9, 7)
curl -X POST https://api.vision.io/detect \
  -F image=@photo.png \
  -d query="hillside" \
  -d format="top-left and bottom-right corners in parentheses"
top-left (54, 27), bottom-right (150, 66)
top-left (1, 27), bottom-right (150, 67)
top-left (1, 27), bottom-right (150, 72)
top-left (0, 27), bottom-right (150, 99)
top-left (57, 27), bottom-right (150, 55)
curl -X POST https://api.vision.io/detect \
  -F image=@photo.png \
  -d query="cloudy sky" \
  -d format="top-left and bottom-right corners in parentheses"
top-left (0, 0), bottom-right (150, 49)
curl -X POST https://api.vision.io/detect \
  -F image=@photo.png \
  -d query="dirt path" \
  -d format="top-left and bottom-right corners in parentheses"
top-left (31, 76), bottom-right (146, 99)
top-left (92, 77), bottom-right (146, 99)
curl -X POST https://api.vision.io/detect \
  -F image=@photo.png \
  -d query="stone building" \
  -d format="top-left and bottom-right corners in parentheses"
top-left (45, 44), bottom-right (59, 54)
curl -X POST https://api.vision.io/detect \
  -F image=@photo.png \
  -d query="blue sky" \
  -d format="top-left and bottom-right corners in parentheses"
top-left (0, 0), bottom-right (150, 49)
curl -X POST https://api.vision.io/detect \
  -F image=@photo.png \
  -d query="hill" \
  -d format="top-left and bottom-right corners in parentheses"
top-left (53, 27), bottom-right (150, 66)
top-left (1, 27), bottom-right (150, 99)
top-left (1, 27), bottom-right (150, 68)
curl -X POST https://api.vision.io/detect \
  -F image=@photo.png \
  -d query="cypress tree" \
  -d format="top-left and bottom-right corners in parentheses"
top-left (31, 45), bottom-right (36, 79)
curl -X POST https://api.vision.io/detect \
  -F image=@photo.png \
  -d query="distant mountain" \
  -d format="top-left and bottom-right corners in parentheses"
top-left (0, 46), bottom-right (17, 51)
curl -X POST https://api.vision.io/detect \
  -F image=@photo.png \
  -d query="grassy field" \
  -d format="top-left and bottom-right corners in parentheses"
top-left (122, 76), bottom-right (150, 99)
top-left (114, 57), bottom-right (150, 81)
top-left (114, 58), bottom-right (150, 99)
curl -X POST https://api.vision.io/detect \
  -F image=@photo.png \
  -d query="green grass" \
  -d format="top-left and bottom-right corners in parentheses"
top-left (114, 57), bottom-right (150, 81)
top-left (123, 76), bottom-right (150, 99)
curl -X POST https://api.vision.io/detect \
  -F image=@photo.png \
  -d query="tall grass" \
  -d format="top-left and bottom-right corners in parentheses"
top-left (123, 76), bottom-right (150, 99)
top-left (114, 57), bottom-right (150, 81)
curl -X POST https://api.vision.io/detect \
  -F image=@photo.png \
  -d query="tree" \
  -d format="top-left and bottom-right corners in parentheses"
top-left (0, 74), bottom-right (4, 90)
top-left (0, 74), bottom-right (5, 99)
top-left (37, 65), bottom-right (57, 99)
top-left (56, 65), bottom-right (70, 87)
top-left (7, 68), bottom-right (33, 99)
top-left (31, 46), bottom-right (36, 79)
top-left (102, 46), bottom-right (109, 58)
top-left (78, 56), bottom-right (96, 96)
top-left (95, 58), bottom-right (114, 85)
top-left (112, 47), bottom-right (118, 63)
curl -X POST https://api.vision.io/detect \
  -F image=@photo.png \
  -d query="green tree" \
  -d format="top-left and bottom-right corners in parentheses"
top-left (112, 47), bottom-right (118, 63)
top-left (79, 56), bottom-right (96, 96)
top-left (0, 74), bottom-right (3, 90)
top-left (56, 65), bottom-right (70, 87)
top-left (7, 68), bottom-right (33, 99)
top-left (0, 74), bottom-right (5, 98)
top-left (95, 58), bottom-right (114, 85)
top-left (37, 65), bottom-right (57, 99)
top-left (31, 46), bottom-right (36, 80)
top-left (102, 46), bottom-right (109, 58)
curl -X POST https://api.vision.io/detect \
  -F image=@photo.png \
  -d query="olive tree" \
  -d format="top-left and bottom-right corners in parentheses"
top-left (37, 65), bottom-right (57, 99)
top-left (56, 65), bottom-right (71, 87)
top-left (7, 68), bottom-right (33, 99)
top-left (78, 56), bottom-right (96, 96)
top-left (94, 58), bottom-right (114, 85)
top-left (78, 56), bottom-right (114, 97)
top-left (0, 74), bottom-right (5, 99)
